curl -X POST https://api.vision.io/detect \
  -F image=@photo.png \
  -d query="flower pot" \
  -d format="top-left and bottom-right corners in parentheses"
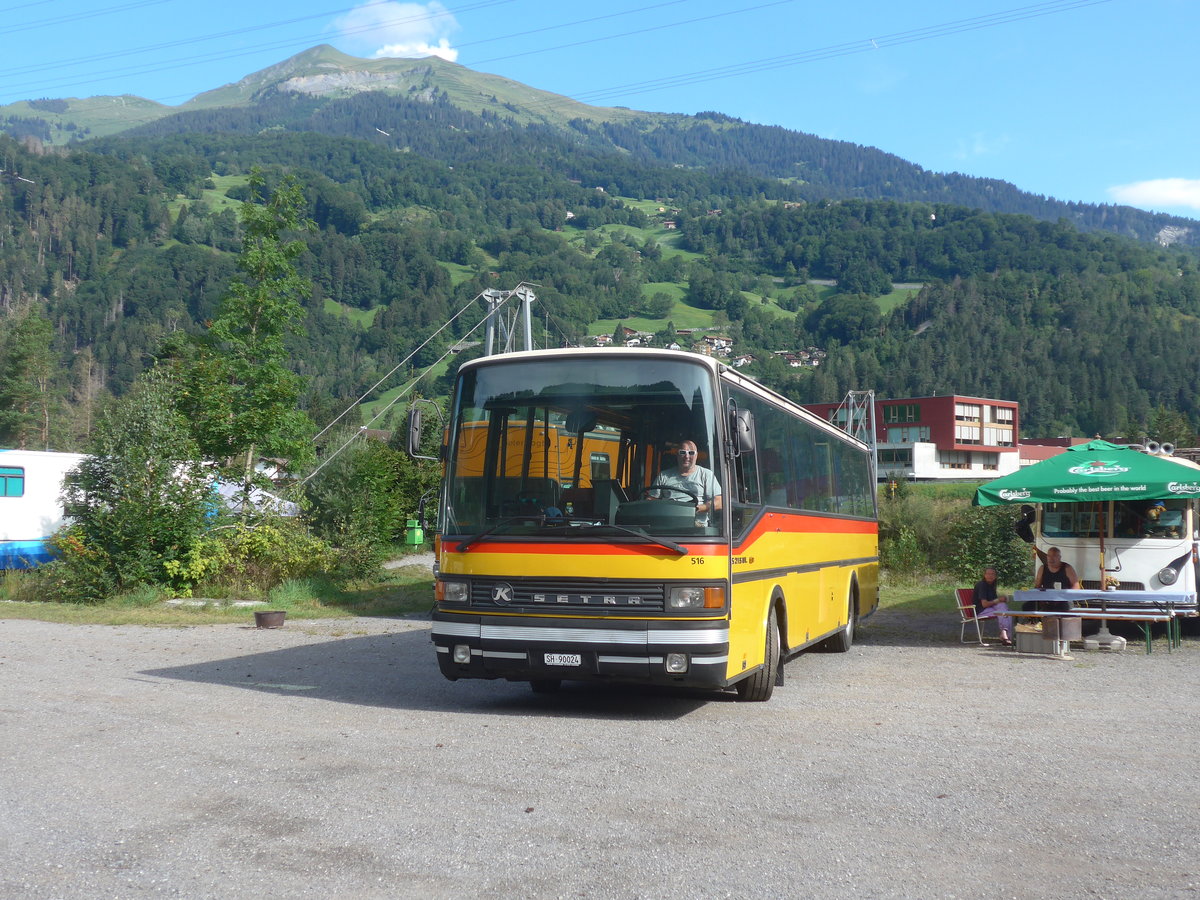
top-left (254, 610), bottom-right (286, 629)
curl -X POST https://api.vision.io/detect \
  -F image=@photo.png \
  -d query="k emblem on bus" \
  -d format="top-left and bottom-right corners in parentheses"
top-left (491, 583), bottom-right (514, 604)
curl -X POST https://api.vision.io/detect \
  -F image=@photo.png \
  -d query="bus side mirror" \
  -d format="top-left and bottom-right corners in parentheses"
top-left (407, 406), bottom-right (423, 455)
top-left (730, 408), bottom-right (755, 455)
top-left (406, 401), bottom-right (441, 461)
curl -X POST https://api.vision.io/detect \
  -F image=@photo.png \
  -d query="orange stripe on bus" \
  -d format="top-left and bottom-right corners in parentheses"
top-left (736, 512), bottom-right (877, 548)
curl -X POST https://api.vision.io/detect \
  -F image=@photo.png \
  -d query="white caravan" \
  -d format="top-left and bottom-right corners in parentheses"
top-left (0, 449), bottom-right (86, 569)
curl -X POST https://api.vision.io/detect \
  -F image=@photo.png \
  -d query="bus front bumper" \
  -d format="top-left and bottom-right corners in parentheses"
top-left (431, 610), bottom-right (730, 689)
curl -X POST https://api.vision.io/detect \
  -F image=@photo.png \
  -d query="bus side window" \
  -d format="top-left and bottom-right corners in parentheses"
top-left (736, 450), bottom-right (761, 506)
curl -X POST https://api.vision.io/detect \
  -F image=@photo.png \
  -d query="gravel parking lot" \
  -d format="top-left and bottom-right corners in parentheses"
top-left (1, 608), bottom-right (1198, 899)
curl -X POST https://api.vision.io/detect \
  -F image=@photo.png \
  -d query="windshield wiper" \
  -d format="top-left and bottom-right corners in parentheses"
top-left (456, 516), bottom-right (542, 552)
top-left (456, 519), bottom-right (686, 556)
top-left (574, 523), bottom-right (688, 556)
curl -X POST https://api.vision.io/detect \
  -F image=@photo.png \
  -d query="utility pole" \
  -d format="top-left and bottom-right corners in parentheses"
top-left (839, 389), bottom-right (878, 486)
top-left (481, 284), bottom-right (538, 356)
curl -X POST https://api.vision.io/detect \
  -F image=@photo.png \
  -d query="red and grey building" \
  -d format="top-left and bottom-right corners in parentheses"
top-left (802, 394), bottom-right (1021, 481)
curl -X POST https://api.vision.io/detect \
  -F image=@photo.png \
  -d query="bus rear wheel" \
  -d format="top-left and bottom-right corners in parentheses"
top-left (736, 607), bottom-right (780, 702)
top-left (820, 591), bottom-right (858, 653)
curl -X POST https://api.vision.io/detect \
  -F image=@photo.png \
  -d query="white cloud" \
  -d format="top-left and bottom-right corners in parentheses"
top-left (332, 1), bottom-right (459, 62)
top-left (1108, 178), bottom-right (1200, 211)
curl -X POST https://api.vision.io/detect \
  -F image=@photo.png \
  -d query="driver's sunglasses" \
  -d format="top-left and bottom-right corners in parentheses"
top-left (678, 450), bottom-right (697, 456)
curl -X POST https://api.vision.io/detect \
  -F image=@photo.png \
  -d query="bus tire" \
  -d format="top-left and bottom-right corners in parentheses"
top-left (736, 606), bottom-right (780, 702)
top-left (530, 679), bottom-right (561, 694)
top-left (821, 589), bottom-right (858, 653)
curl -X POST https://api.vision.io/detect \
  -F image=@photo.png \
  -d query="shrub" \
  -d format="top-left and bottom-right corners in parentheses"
top-left (179, 519), bottom-right (337, 596)
top-left (946, 505), bottom-right (1031, 584)
top-left (878, 483), bottom-right (1030, 583)
top-left (878, 489), bottom-right (964, 573)
top-left (303, 434), bottom-right (439, 574)
top-left (880, 526), bottom-right (924, 574)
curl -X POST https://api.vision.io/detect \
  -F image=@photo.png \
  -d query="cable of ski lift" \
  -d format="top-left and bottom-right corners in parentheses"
top-left (300, 283), bottom-right (539, 486)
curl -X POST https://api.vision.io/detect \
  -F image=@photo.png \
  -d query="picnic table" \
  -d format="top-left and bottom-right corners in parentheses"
top-left (1010, 589), bottom-right (1194, 655)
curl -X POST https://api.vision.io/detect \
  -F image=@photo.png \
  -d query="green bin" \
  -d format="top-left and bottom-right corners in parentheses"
top-left (404, 519), bottom-right (424, 545)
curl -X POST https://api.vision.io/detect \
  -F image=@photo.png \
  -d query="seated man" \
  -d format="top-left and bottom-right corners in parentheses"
top-left (1028, 546), bottom-right (1079, 612)
top-left (649, 439), bottom-right (722, 526)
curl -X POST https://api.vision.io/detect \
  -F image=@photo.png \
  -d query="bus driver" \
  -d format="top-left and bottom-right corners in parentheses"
top-left (650, 439), bottom-right (723, 525)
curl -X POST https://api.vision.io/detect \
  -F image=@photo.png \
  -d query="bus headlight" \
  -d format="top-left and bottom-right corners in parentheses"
top-left (442, 581), bottom-right (470, 603)
top-left (668, 587), bottom-right (704, 609)
top-left (452, 644), bottom-right (472, 664)
top-left (1157, 566), bottom-right (1179, 586)
top-left (667, 586), bottom-right (726, 609)
top-left (665, 653), bottom-right (689, 673)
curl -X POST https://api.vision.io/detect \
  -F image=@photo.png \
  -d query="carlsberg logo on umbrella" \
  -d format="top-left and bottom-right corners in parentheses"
top-left (1068, 459), bottom-right (1131, 478)
top-left (999, 489), bottom-right (1031, 500)
top-left (1168, 481), bottom-right (1200, 495)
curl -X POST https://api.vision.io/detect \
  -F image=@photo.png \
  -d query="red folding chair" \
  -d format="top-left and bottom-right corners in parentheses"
top-left (955, 587), bottom-right (999, 644)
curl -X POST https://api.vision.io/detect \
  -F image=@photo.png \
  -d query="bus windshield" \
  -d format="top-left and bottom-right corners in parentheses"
top-left (1041, 500), bottom-right (1189, 540)
top-left (444, 356), bottom-right (723, 539)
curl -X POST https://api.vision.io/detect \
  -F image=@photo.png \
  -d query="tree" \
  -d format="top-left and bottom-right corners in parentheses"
top-left (52, 368), bottom-right (211, 600)
top-left (1147, 405), bottom-right (1195, 448)
top-left (177, 170), bottom-right (316, 495)
top-left (0, 307), bottom-right (56, 449)
top-left (643, 291), bottom-right (674, 318)
top-left (64, 347), bottom-right (108, 447)
top-left (804, 294), bottom-right (881, 344)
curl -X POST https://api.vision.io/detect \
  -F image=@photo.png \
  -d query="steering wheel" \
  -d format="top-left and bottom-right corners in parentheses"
top-left (639, 484), bottom-right (700, 505)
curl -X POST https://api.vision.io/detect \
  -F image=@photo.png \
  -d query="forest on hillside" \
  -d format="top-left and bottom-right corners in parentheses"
top-left (2, 107), bottom-right (1200, 454)
top-left (114, 88), bottom-right (1197, 246)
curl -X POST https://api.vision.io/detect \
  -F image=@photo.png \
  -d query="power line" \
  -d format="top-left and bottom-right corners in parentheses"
top-left (302, 284), bottom-right (540, 486)
top-left (1, 0), bottom-right (1110, 108)
top-left (311, 282), bottom-right (485, 442)
top-left (0, 0), bottom-right (174, 36)
top-left (0, 0), bottom-right (793, 103)
top-left (0, 0), bottom-right (515, 98)
top-left (468, 0), bottom-right (798, 68)
top-left (554, 0), bottom-right (1113, 106)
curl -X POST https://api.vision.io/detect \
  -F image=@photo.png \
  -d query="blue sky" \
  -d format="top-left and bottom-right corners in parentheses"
top-left (3, 0), bottom-right (1197, 219)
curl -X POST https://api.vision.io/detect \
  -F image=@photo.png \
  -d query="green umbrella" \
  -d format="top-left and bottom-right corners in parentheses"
top-left (974, 440), bottom-right (1200, 506)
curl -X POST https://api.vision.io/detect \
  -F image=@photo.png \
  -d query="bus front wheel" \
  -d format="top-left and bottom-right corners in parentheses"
top-left (736, 607), bottom-right (780, 702)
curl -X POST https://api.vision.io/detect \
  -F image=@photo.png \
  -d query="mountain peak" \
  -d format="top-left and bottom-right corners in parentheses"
top-left (183, 45), bottom-right (459, 108)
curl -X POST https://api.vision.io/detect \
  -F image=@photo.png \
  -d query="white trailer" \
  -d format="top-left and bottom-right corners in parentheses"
top-left (0, 449), bottom-right (86, 569)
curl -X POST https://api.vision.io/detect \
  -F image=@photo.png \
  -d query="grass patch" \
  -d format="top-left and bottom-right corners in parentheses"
top-left (876, 286), bottom-right (920, 314)
top-left (441, 261), bottom-right (477, 286)
top-left (0, 566), bottom-right (434, 626)
top-left (879, 574), bottom-right (957, 614)
top-left (323, 298), bottom-right (379, 328)
top-left (655, 232), bottom-right (704, 261)
top-left (597, 223), bottom-right (660, 244)
top-left (639, 281), bottom-right (685, 301)
top-left (742, 292), bottom-right (795, 318)
top-left (588, 295), bottom-right (717, 336)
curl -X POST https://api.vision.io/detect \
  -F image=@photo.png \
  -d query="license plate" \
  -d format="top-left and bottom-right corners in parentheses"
top-left (544, 653), bottom-right (581, 667)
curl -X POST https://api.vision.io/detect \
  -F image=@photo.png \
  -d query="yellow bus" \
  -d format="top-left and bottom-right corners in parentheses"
top-left (428, 347), bottom-right (878, 701)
